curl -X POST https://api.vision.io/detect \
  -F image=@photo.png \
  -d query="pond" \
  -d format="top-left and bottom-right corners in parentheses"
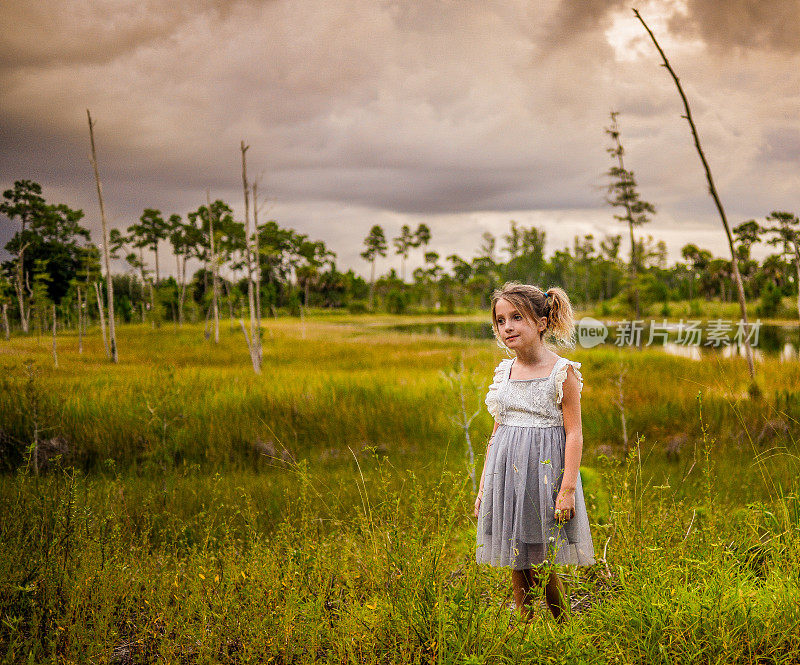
top-left (388, 320), bottom-right (800, 360)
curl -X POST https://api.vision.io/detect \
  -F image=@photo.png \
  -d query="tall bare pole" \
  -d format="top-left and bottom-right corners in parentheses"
top-left (87, 110), bottom-right (118, 363)
top-left (94, 281), bottom-right (109, 359)
top-left (241, 141), bottom-right (261, 373)
top-left (252, 180), bottom-right (263, 344)
top-left (2, 302), bottom-right (9, 340)
top-left (15, 241), bottom-right (30, 333)
top-left (633, 9), bottom-right (755, 380)
top-left (207, 189), bottom-right (220, 344)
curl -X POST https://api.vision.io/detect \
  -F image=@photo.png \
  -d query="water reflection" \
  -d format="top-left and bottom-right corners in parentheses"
top-left (662, 342), bottom-right (701, 361)
top-left (720, 344), bottom-right (764, 362)
top-left (388, 321), bottom-right (800, 360)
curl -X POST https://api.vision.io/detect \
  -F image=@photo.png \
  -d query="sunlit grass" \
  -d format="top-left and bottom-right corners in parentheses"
top-left (2, 317), bottom-right (797, 473)
top-left (1, 317), bottom-right (799, 662)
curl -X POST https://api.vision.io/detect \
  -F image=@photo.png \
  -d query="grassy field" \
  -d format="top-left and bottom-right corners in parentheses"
top-left (1, 318), bottom-right (799, 663)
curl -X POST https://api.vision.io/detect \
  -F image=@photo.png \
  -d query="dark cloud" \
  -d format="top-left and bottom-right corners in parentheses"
top-left (544, 0), bottom-right (627, 45)
top-left (2, 0), bottom-right (799, 277)
top-left (0, 0), bottom-right (270, 69)
top-left (669, 0), bottom-right (800, 52)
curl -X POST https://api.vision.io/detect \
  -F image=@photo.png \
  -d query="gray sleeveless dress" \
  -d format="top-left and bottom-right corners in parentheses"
top-left (476, 356), bottom-right (595, 569)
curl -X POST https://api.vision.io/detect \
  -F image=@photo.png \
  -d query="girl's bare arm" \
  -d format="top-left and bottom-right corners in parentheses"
top-left (559, 365), bottom-right (584, 493)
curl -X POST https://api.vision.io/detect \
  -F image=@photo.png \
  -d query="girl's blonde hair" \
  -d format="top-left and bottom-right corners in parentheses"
top-left (490, 282), bottom-right (575, 349)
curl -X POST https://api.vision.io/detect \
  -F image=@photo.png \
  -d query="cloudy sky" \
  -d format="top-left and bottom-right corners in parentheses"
top-left (1, 0), bottom-right (798, 279)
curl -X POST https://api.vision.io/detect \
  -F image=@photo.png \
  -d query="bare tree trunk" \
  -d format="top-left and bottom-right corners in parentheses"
top-left (369, 259), bottom-right (376, 309)
top-left (149, 281), bottom-right (156, 329)
top-left (241, 141), bottom-right (261, 373)
top-left (138, 249), bottom-right (147, 324)
top-left (175, 252), bottom-right (185, 325)
top-left (633, 10), bottom-right (754, 381)
top-left (77, 286), bottom-right (83, 353)
top-left (15, 241), bottom-right (30, 333)
top-left (52, 304), bottom-right (58, 368)
top-left (87, 109), bottom-right (118, 363)
top-left (222, 279), bottom-right (235, 331)
top-left (2, 302), bottom-right (9, 340)
top-left (207, 190), bottom-right (220, 344)
top-left (252, 181), bottom-right (263, 346)
top-left (180, 257), bottom-right (188, 326)
top-left (203, 301), bottom-right (213, 340)
top-left (609, 122), bottom-right (641, 322)
top-left (94, 280), bottom-right (110, 359)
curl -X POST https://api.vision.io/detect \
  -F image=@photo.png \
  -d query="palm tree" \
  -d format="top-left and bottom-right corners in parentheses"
top-left (393, 224), bottom-right (415, 282)
top-left (361, 225), bottom-right (387, 309)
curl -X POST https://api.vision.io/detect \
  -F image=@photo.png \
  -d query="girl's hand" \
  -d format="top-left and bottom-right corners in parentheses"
top-left (474, 493), bottom-right (482, 518)
top-left (554, 488), bottom-right (576, 524)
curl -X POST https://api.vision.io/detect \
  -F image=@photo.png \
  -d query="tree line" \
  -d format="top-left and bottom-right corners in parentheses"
top-left (2, 176), bottom-right (798, 341)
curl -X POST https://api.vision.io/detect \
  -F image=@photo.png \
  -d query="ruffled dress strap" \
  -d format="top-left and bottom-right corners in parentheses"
top-left (554, 357), bottom-right (583, 405)
top-left (485, 358), bottom-right (512, 419)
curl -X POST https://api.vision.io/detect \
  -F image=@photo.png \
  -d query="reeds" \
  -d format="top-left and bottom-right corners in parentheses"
top-left (1, 317), bottom-right (799, 662)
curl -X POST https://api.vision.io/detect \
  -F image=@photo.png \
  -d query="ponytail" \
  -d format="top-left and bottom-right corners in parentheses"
top-left (544, 287), bottom-right (575, 348)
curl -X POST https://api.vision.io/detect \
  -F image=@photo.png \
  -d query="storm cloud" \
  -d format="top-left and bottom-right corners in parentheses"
top-left (1, 0), bottom-right (798, 275)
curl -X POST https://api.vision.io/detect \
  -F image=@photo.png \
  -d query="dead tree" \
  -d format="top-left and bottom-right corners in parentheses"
top-left (87, 110), bottom-right (118, 363)
top-left (240, 141), bottom-right (261, 373)
top-left (15, 241), bottom-right (31, 333)
top-left (252, 180), bottom-right (263, 347)
top-left (94, 281), bottom-right (110, 359)
top-left (2, 302), bottom-right (9, 340)
top-left (633, 9), bottom-right (755, 381)
top-left (207, 190), bottom-right (220, 344)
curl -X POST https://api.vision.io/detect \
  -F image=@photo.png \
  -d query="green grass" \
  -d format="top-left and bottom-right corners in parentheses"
top-left (1, 318), bottom-right (797, 473)
top-left (1, 317), bottom-right (800, 663)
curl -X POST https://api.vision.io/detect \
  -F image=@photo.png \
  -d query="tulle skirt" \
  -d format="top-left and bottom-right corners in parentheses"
top-left (476, 425), bottom-right (595, 569)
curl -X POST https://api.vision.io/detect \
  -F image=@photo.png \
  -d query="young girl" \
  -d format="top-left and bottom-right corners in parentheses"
top-left (475, 282), bottom-right (595, 622)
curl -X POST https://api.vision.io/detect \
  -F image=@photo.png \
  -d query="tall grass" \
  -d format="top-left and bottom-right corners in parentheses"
top-left (1, 436), bottom-right (799, 663)
top-left (1, 319), bottom-right (797, 472)
top-left (1, 318), bottom-right (799, 662)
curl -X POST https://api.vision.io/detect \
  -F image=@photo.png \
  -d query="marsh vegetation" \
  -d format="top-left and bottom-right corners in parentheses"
top-left (1, 318), bottom-right (799, 663)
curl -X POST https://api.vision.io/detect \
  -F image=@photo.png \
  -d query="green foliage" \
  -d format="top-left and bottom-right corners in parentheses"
top-left (386, 288), bottom-right (409, 314)
top-left (347, 300), bottom-right (369, 314)
top-left (1, 180), bottom-right (92, 306)
top-left (757, 281), bottom-right (782, 318)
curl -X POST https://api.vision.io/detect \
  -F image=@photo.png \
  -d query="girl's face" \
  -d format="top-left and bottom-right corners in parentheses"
top-left (494, 298), bottom-right (545, 350)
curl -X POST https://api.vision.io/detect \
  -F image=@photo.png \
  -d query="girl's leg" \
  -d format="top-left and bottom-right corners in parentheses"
top-left (511, 568), bottom-right (540, 621)
top-left (541, 568), bottom-right (569, 622)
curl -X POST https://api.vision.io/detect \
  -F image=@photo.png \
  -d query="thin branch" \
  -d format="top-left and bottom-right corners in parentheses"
top-left (632, 8), bottom-right (754, 380)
